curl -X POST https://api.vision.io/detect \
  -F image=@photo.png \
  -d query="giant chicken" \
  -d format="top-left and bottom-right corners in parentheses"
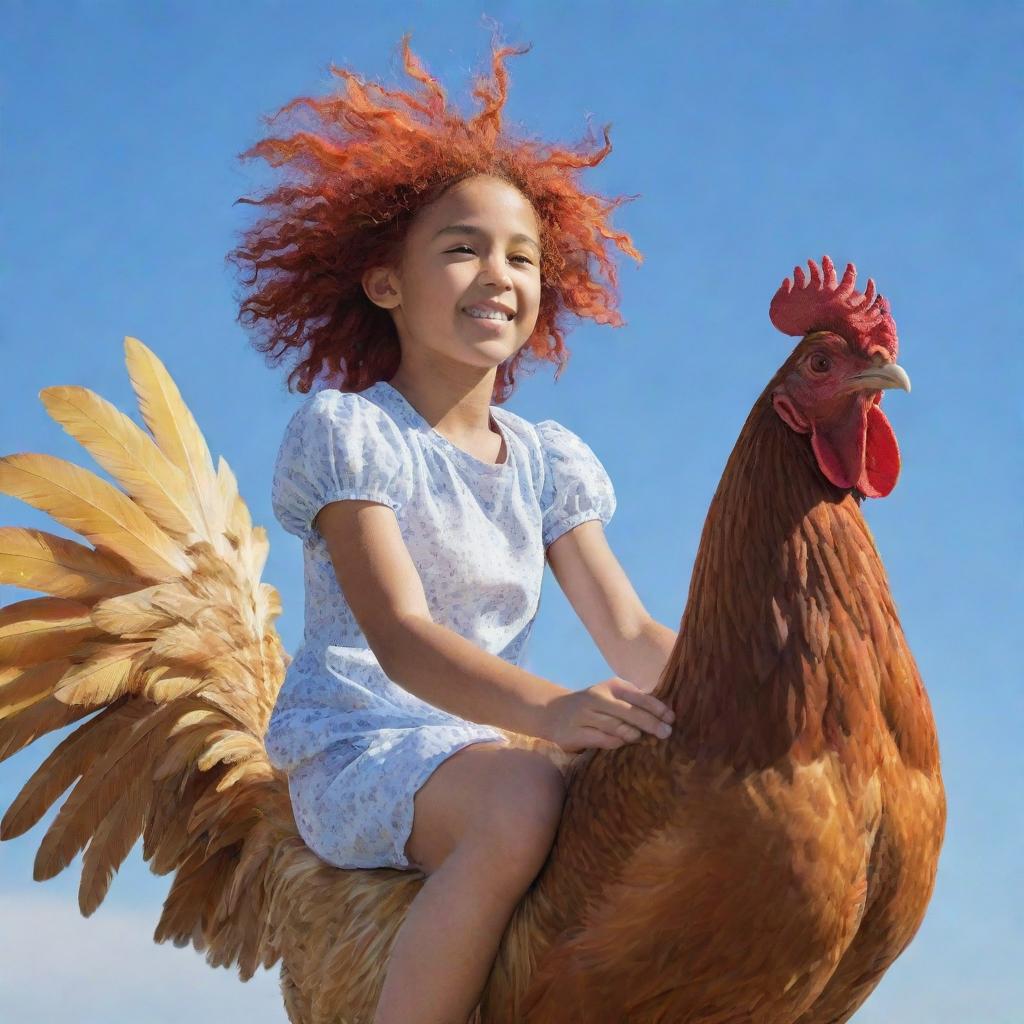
top-left (0, 255), bottom-right (944, 1022)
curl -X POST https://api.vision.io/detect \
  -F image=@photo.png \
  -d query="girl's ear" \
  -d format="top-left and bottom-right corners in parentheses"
top-left (362, 266), bottom-right (401, 309)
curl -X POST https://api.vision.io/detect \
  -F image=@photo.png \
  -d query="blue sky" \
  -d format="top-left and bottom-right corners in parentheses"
top-left (1, 2), bottom-right (1020, 1021)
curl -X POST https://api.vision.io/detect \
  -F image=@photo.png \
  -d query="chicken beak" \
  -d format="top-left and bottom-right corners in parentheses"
top-left (845, 362), bottom-right (912, 394)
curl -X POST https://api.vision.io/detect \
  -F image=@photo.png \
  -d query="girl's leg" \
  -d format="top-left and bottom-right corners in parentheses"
top-left (373, 744), bottom-right (567, 1024)
top-left (372, 836), bottom-right (530, 1024)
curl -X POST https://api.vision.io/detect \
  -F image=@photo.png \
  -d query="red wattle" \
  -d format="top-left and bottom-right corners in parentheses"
top-left (809, 397), bottom-right (901, 498)
top-left (861, 402), bottom-right (900, 497)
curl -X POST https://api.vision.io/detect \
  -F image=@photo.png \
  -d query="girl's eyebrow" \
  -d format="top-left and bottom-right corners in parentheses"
top-left (433, 224), bottom-right (541, 255)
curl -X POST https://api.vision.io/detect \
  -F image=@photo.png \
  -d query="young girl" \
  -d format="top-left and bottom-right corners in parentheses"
top-left (230, 34), bottom-right (677, 1024)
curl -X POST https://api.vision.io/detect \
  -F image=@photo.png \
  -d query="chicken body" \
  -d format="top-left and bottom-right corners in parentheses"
top-left (482, 386), bottom-right (945, 1023)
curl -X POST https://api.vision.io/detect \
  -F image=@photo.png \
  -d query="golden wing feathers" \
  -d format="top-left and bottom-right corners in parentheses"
top-left (0, 336), bottom-right (293, 977)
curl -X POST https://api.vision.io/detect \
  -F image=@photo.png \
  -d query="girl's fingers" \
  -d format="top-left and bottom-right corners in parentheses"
top-left (597, 698), bottom-right (673, 738)
top-left (589, 711), bottom-right (662, 741)
top-left (609, 683), bottom-right (675, 723)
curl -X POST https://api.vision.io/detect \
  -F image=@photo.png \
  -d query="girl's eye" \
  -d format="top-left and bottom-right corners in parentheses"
top-left (809, 353), bottom-right (831, 373)
top-left (446, 246), bottom-right (533, 266)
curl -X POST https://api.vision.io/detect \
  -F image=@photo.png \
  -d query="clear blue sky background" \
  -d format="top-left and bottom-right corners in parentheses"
top-left (1, 2), bottom-right (1020, 1021)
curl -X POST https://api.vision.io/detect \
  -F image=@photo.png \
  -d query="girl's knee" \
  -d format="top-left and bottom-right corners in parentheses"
top-left (476, 753), bottom-right (566, 879)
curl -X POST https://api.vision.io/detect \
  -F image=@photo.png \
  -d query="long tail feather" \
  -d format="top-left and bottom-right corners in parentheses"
top-left (39, 385), bottom-right (199, 541)
top-left (0, 527), bottom-right (137, 600)
top-left (0, 597), bottom-right (99, 664)
top-left (79, 768), bottom-right (152, 915)
top-left (0, 454), bottom-right (189, 579)
top-left (1, 702), bottom-right (130, 839)
top-left (123, 336), bottom-right (225, 542)
top-left (0, 660), bottom-right (70, 722)
top-left (33, 700), bottom-right (167, 879)
top-left (0, 696), bottom-right (94, 762)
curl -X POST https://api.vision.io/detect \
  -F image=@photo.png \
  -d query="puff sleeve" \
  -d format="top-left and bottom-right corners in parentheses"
top-left (271, 390), bottom-right (412, 544)
top-left (536, 419), bottom-right (617, 550)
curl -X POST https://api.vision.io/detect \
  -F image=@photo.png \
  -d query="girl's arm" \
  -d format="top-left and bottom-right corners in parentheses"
top-left (546, 520), bottom-right (677, 694)
top-left (316, 498), bottom-right (572, 737)
top-left (608, 617), bottom-right (677, 694)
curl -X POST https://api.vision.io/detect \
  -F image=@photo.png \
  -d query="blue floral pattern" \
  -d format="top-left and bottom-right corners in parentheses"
top-left (266, 381), bottom-right (615, 870)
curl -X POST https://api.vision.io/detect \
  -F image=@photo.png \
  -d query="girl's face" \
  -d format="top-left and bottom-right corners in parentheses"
top-left (364, 174), bottom-right (542, 375)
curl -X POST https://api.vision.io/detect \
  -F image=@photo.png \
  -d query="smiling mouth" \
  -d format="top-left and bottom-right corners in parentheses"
top-left (463, 307), bottom-right (515, 322)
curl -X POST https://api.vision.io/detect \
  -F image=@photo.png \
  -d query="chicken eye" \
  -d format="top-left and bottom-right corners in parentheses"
top-left (809, 353), bottom-right (831, 374)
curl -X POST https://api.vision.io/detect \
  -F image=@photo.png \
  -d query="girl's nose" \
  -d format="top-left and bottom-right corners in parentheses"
top-left (478, 255), bottom-right (514, 290)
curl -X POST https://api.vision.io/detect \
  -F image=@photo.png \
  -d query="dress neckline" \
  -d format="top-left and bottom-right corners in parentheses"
top-left (369, 381), bottom-right (512, 474)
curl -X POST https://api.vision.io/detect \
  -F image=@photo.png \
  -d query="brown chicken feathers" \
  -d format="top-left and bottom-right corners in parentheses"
top-left (0, 257), bottom-right (945, 1023)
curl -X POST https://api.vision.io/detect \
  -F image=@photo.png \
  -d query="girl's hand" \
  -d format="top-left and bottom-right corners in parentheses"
top-left (541, 677), bottom-right (675, 753)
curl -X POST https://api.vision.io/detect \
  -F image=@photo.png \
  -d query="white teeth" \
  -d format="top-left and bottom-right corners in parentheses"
top-left (465, 308), bottom-right (512, 321)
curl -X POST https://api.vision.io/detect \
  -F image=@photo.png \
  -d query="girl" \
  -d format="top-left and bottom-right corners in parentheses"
top-left (230, 34), bottom-right (677, 1024)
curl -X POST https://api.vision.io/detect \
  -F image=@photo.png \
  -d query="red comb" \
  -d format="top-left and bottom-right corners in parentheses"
top-left (769, 255), bottom-right (898, 359)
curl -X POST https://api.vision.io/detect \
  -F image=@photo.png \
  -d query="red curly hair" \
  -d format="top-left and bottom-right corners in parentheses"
top-left (227, 32), bottom-right (642, 402)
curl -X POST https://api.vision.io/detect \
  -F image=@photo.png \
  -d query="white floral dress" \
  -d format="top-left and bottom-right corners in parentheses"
top-left (265, 380), bottom-right (615, 870)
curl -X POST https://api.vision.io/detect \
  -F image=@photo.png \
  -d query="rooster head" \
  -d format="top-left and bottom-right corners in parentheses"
top-left (768, 255), bottom-right (910, 498)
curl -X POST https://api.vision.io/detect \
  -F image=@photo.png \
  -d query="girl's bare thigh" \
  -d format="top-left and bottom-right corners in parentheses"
top-left (404, 742), bottom-right (567, 880)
